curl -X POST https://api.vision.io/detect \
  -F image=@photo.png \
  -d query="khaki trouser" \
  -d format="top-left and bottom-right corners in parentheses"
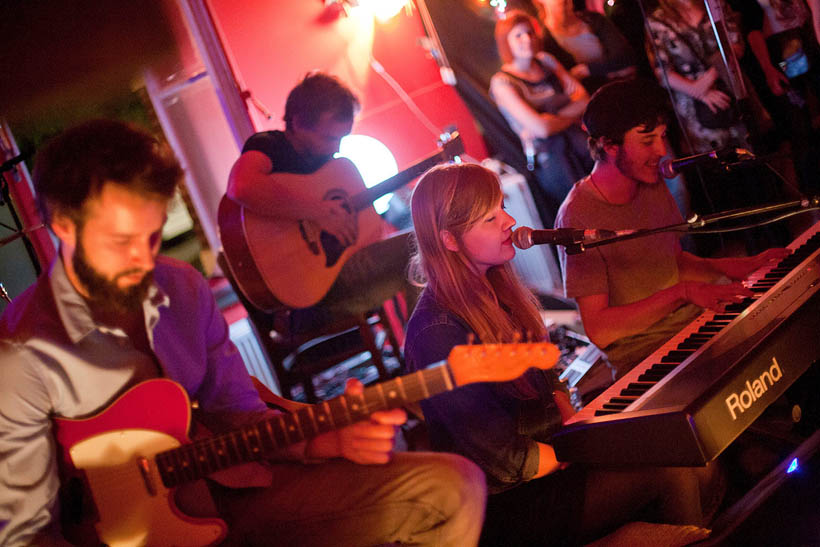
top-left (209, 451), bottom-right (486, 547)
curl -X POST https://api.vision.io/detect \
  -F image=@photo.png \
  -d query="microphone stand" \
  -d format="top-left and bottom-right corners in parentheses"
top-left (565, 196), bottom-right (820, 255)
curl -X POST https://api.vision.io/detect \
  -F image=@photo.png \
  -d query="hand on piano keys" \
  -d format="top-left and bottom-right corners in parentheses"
top-left (712, 247), bottom-right (792, 282)
top-left (681, 281), bottom-right (753, 311)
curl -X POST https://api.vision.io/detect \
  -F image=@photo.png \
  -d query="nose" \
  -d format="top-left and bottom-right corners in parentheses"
top-left (653, 138), bottom-right (667, 157)
top-left (501, 210), bottom-right (516, 230)
top-left (328, 137), bottom-right (343, 155)
top-left (129, 239), bottom-right (156, 272)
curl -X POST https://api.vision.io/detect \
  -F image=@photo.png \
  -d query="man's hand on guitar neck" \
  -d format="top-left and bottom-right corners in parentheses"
top-left (298, 379), bottom-right (407, 464)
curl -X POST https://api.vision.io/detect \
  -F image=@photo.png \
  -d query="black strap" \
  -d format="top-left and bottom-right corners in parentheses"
top-left (499, 57), bottom-right (552, 85)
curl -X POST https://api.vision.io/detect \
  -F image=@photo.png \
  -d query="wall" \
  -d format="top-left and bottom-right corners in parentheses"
top-left (206, 0), bottom-right (487, 166)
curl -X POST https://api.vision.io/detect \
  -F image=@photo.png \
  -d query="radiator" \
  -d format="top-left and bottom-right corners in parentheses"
top-left (229, 318), bottom-right (281, 395)
top-left (498, 169), bottom-right (563, 296)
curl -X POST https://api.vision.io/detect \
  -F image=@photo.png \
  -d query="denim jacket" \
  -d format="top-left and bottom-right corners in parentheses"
top-left (404, 288), bottom-right (564, 494)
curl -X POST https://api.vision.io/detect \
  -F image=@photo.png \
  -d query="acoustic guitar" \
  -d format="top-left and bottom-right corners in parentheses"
top-left (218, 133), bottom-right (464, 311)
top-left (54, 341), bottom-right (558, 546)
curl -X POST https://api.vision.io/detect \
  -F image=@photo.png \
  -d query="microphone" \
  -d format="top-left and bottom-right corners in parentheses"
top-left (659, 148), bottom-right (754, 179)
top-left (521, 130), bottom-right (536, 172)
top-left (512, 226), bottom-right (623, 249)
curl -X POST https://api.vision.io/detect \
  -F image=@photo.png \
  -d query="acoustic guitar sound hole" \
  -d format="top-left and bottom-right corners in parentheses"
top-left (320, 231), bottom-right (346, 267)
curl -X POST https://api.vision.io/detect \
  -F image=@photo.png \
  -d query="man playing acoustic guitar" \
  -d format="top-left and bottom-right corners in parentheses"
top-left (0, 120), bottom-right (486, 545)
top-left (225, 71), bottom-right (420, 332)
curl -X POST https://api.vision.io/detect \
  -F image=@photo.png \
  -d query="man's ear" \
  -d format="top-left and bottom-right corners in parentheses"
top-left (50, 212), bottom-right (77, 248)
top-left (291, 113), bottom-right (313, 134)
top-left (602, 138), bottom-right (619, 161)
top-left (439, 229), bottom-right (460, 252)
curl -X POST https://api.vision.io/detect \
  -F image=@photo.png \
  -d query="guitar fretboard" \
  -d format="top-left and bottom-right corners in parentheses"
top-left (350, 134), bottom-right (463, 212)
top-left (155, 363), bottom-right (454, 487)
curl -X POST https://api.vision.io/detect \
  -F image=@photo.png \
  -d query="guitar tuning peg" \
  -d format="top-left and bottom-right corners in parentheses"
top-left (466, 333), bottom-right (475, 345)
top-left (512, 331), bottom-right (522, 344)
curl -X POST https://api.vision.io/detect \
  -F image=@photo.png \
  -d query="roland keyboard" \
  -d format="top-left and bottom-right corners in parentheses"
top-left (552, 221), bottom-right (820, 466)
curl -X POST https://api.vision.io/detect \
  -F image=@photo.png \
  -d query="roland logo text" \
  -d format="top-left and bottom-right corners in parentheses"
top-left (725, 358), bottom-right (783, 421)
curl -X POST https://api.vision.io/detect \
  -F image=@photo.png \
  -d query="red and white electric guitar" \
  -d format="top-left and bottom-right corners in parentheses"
top-left (218, 133), bottom-right (464, 311)
top-left (53, 341), bottom-right (559, 546)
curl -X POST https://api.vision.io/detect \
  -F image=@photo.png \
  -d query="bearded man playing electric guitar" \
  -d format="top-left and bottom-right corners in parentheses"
top-left (224, 71), bottom-right (422, 332)
top-left (0, 120), bottom-right (486, 546)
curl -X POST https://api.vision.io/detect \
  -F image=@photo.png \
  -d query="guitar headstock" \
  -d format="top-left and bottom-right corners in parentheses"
top-left (447, 342), bottom-right (560, 387)
top-left (437, 131), bottom-right (465, 162)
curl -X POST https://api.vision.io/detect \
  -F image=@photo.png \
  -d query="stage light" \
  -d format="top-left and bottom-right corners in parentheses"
top-left (336, 134), bottom-right (398, 214)
top-left (330, 0), bottom-right (409, 22)
top-left (786, 457), bottom-right (799, 474)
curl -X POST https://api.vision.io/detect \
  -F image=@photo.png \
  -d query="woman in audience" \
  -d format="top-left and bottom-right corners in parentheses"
top-left (730, 0), bottom-right (820, 196)
top-left (648, 0), bottom-right (796, 255)
top-left (646, 0), bottom-right (748, 153)
top-left (490, 10), bottom-right (592, 227)
top-left (404, 162), bottom-right (718, 546)
top-left (535, 0), bottom-right (637, 93)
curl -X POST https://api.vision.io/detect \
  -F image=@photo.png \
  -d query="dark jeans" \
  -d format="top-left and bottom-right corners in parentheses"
top-left (480, 464), bottom-right (710, 546)
top-left (289, 229), bottom-right (419, 334)
top-left (534, 125), bottom-right (594, 228)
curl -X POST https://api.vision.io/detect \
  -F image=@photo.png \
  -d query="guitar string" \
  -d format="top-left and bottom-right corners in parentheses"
top-left (74, 346), bottom-right (554, 489)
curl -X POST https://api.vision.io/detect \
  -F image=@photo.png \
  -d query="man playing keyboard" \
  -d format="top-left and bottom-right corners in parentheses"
top-left (555, 79), bottom-right (787, 378)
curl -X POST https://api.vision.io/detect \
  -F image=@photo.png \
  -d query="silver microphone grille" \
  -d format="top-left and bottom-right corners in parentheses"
top-left (511, 227), bottom-right (533, 250)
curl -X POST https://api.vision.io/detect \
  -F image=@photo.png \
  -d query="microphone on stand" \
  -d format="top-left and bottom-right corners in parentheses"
top-left (520, 130), bottom-right (536, 172)
top-left (512, 226), bottom-right (629, 249)
top-left (659, 148), bottom-right (754, 179)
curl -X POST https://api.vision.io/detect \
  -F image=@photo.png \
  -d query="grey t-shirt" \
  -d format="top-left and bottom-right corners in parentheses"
top-left (555, 177), bottom-right (701, 375)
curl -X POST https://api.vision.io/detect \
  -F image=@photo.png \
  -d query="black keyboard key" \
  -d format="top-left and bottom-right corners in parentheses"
top-left (638, 372), bottom-right (667, 382)
top-left (712, 314), bottom-right (737, 321)
top-left (594, 409), bottom-right (620, 416)
top-left (602, 402), bottom-right (629, 411)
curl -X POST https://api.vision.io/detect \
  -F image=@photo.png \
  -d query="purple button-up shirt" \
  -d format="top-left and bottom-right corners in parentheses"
top-left (0, 255), bottom-right (270, 545)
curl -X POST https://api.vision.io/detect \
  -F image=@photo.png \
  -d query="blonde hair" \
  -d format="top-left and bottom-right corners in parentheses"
top-left (410, 163), bottom-right (546, 343)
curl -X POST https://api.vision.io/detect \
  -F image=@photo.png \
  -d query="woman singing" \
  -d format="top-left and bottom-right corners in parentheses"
top-left (404, 162), bottom-right (718, 545)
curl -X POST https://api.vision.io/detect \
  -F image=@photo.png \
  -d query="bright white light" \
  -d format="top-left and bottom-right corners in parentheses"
top-left (355, 0), bottom-right (407, 22)
top-left (336, 134), bottom-right (398, 215)
top-left (786, 457), bottom-right (799, 473)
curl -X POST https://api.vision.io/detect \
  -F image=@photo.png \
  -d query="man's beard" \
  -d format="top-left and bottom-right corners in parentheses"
top-left (73, 241), bottom-right (154, 315)
top-left (615, 146), bottom-right (657, 185)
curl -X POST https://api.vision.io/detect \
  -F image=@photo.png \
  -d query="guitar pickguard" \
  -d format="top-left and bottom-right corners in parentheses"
top-left (298, 220), bottom-right (321, 256)
top-left (303, 189), bottom-right (359, 267)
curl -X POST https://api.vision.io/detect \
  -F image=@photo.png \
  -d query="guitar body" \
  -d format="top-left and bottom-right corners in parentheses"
top-left (53, 380), bottom-right (227, 547)
top-left (219, 133), bottom-right (465, 311)
top-left (49, 340), bottom-right (556, 546)
top-left (220, 158), bottom-right (383, 310)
